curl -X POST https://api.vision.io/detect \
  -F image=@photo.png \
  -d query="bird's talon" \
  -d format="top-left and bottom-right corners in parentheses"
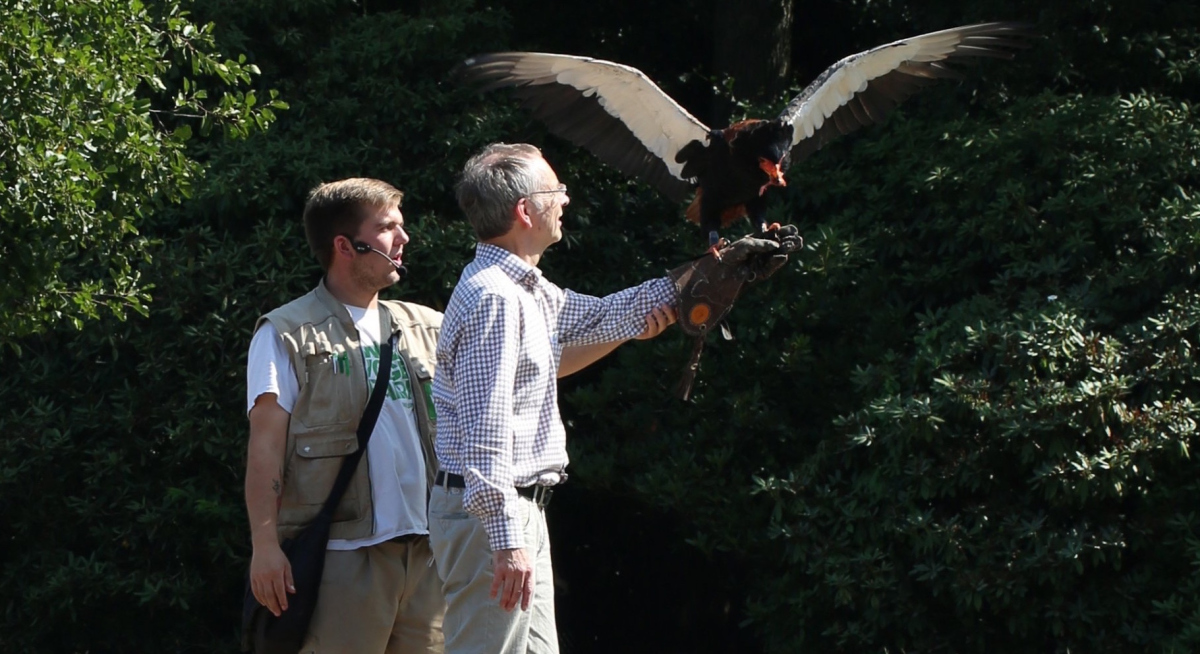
top-left (757, 222), bottom-right (783, 240)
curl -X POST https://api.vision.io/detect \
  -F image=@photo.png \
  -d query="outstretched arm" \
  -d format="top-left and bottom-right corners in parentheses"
top-left (557, 277), bottom-right (678, 348)
top-left (558, 304), bottom-right (676, 378)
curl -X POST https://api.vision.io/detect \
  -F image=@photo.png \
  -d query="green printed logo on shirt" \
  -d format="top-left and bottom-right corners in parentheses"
top-left (362, 343), bottom-right (414, 408)
top-left (422, 380), bottom-right (437, 422)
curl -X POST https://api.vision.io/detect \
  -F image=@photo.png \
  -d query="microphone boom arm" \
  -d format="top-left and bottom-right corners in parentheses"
top-left (352, 240), bottom-right (407, 278)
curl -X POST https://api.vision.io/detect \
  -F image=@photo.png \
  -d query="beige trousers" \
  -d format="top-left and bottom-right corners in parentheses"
top-left (427, 485), bottom-right (559, 654)
top-left (301, 536), bottom-right (445, 654)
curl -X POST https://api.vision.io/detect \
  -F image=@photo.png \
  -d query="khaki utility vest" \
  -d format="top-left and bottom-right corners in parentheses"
top-left (257, 280), bottom-right (441, 542)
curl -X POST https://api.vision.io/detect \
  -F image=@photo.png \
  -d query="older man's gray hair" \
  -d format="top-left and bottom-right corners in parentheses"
top-left (456, 143), bottom-right (547, 241)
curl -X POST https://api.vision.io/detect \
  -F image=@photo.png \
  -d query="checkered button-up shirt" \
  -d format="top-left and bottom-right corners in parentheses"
top-left (433, 243), bottom-right (677, 550)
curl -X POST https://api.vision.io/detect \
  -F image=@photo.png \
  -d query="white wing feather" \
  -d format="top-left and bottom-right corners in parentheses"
top-left (497, 53), bottom-right (711, 180)
top-left (785, 24), bottom-right (1017, 145)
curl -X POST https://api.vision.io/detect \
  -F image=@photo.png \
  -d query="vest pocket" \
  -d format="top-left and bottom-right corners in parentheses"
top-left (283, 431), bottom-right (361, 520)
top-left (296, 348), bottom-right (355, 428)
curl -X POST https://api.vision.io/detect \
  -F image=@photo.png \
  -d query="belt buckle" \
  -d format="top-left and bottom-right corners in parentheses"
top-left (532, 485), bottom-right (554, 508)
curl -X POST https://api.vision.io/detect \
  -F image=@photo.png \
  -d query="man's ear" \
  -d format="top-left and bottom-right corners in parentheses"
top-left (513, 198), bottom-right (535, 230)
top-left (331, 234), bottom-right (357, 261)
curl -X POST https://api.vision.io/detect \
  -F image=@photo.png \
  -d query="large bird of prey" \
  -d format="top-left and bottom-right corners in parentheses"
top-left (457, 22), bottom-right (1035, 248)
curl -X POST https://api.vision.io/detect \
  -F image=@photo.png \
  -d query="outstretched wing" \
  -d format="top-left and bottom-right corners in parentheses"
top-left (780, 22), bottom-right (1035, 164)
top-left (457, 52), bottom-right (711, 203)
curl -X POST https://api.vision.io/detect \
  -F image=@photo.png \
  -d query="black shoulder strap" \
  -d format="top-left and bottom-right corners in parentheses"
top-left (315, 332), bottom-right (398, 521)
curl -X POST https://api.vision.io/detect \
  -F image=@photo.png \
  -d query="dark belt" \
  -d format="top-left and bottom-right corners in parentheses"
top-left (435, 470), bottom-right (555, 508)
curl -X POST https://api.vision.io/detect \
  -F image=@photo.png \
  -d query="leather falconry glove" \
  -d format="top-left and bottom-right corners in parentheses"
top-left (669, 225), bottom-right (802, 400)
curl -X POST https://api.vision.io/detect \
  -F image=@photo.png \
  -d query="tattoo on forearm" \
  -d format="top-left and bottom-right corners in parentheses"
top-left (272, 478), bottom-right (281, 496)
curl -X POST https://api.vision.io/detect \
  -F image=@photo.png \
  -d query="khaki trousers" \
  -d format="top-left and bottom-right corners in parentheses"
top-left (301, 536), bottom-right (446, 654)
top-left (428, 485), bottom-right (559, 654)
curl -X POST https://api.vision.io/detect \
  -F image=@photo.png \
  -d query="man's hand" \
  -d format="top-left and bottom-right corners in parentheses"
top-left (491, 548), bottom-right (534, 612)
top-left (250, 540), bottom-right (294, 617)
top-left (634, 304), bottom-right (677, 340)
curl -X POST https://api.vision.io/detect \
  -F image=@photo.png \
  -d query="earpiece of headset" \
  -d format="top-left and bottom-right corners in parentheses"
top-left (348, 238), bottom-right (407, 277)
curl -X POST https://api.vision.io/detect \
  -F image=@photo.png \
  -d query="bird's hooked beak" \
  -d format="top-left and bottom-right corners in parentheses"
top-left (758, 157), bottom-right (787, 196)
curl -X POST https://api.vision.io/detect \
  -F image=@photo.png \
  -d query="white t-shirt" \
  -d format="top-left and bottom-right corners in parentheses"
top-left (246, 305), bottom-right (428, 550)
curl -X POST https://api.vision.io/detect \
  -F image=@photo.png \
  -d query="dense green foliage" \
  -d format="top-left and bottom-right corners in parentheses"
top-left (738, 93), bottom-right (1200, 650)
top-left (0, 0), bottom-right (283, 350)
top-left (2, 0), bottom-right (1198, 651)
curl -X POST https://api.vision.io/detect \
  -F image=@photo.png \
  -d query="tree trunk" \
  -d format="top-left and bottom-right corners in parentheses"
top-left (713, 0), bottom-right (794, 107)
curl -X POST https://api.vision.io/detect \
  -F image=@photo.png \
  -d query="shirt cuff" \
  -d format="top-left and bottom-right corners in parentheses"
top-left (651, 276), bottom-right (679, 304)
top-left (482, 507), bottom-right (525, 551)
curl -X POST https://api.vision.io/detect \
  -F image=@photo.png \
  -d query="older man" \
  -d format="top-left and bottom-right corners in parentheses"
top-left (427, 143), bottom-right (796, 653)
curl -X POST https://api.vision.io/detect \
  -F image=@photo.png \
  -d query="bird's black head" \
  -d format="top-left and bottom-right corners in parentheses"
top-left (741, 122), bottom-right (792, 189)
top-left (760, 122), bottom-right (793, 166)
top-left (731, 121), bottom-right (792, 167)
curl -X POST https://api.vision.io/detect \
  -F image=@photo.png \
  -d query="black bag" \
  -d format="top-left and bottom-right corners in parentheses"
top-left (241, 334), bottom-right (397, 653)
top-left (241, 518), bottom-right (331, 654)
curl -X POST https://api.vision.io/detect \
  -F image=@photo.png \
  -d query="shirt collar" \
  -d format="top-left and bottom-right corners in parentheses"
top-left (316, 277), bottom-right (398, 335)
top-left (475, 243), bottom-right (543, 290)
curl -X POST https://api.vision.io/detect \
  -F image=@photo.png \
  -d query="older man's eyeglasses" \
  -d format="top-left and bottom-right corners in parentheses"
top-left (527, 184), bottom-right (568, 198)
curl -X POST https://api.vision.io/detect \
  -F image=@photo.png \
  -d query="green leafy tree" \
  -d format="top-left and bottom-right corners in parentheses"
top-left (0, 0), bottom-right (283, 350)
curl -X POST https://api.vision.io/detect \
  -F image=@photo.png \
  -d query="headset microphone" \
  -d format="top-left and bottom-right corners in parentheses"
top-left (352, 241), bottom-right (407, 278)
